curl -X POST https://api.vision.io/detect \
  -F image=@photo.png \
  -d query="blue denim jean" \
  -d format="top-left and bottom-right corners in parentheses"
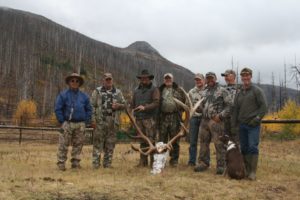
top-left (188, 116), bottom-right (201, 164)
top-left (239, 123), bottom-right (260, 155)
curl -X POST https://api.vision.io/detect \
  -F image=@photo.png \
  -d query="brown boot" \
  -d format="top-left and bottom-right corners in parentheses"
top-left (136, 154), bottom-right (148, 167)
top-left (57, 162), bottom-right (66, 171)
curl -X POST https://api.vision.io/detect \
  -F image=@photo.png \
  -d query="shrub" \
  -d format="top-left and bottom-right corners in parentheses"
top-left (14, 100), bottom-right (37, 126)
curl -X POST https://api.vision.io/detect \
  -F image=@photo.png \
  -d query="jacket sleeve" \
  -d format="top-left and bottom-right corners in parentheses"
top-left (131, 90), bottom-right (136, 109)
top-left (116, 90), bottom-right (126, 110)
top-left (255, 87), bottom-right (268, 120)
top-left (54, 93), bottom-right (65, 124)
top-left (219, 88), bottom-right (231, 120)
top-left (144, 87), bottom-right (160, 111)
top-left (90, 90), bottom-right (98, 123)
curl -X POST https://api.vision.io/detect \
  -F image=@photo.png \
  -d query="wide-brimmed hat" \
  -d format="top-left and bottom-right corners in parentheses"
top-left (136, 69), bottom-right (154, 80)
top-left (65, 73), bottom-right (84, 86)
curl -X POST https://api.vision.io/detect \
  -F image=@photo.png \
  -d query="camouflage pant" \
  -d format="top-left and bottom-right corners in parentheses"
top-left (159, 113), bottom-right (180, 164)
top-left (136, 118), bottom-right (156, 166)
top-left (92, 116), bottom-right (116, 167)
top-left (57, 122), bottom-right (85, 165)
top-left (198, 118), bottom-right (225, 168)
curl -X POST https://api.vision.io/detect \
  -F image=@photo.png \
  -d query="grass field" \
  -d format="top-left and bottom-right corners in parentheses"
top-left (0, 139), bottom-right (299, 200)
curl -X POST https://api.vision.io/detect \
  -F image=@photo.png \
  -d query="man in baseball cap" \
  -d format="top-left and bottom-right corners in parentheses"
top-left (240, 67), bottom-right (253, 76)
top-left (187, 73), bottom-right (205, 166)
top-left (90, 72), bottom-right (125, 169)
top-left (221, 69), bottom-right (239, 145)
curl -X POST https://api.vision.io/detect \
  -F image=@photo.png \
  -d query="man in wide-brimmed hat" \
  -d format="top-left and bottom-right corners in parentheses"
top-left (55, 73), bottom-right (92, 171)
top-left (90, 73), bottom-right (125, 169)
top-left (131, 69), bottom-right (160, 167)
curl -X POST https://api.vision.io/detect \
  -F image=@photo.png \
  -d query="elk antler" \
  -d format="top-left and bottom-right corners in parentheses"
top-left (124, 106), bottom-right (157, 155)
top-left (166, 90), bottom-right (204, 151)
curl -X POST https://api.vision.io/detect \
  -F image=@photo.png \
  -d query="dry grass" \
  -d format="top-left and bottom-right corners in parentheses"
top-left (0, 140), bottom-right (299, 200)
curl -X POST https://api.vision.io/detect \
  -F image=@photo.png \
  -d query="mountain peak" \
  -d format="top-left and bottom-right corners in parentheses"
top-left (126, 41), bottom-right (161, 56)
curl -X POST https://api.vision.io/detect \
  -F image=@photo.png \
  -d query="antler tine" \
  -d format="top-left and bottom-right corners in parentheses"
top-left (190, 98), bottom-right (204, 117)
top-left (125, 106), bottom-right (156, 155)
top-left (166, 90), bottom-right (192, 150)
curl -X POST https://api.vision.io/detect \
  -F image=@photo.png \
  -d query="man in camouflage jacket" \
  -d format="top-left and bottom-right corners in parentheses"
top-left (221, 69), bottom-right (239, 143)
top-left (91, 73), bottom-right (125, 169)
top-left (194, 72), bottom-right (231, 174)
top-left (158, 73), bottom-right (186, 167)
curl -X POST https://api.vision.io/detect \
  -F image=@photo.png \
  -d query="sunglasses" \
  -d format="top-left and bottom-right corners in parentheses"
top-left (105, 78), bottom-right (112, 81)
top-left (70, 79), bottom-right (79, 83)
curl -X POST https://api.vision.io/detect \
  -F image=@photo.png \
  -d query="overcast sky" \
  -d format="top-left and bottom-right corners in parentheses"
top-left (1, 0), bottom-right (300, 88)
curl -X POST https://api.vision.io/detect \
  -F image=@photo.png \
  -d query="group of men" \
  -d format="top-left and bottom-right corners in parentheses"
top-left (187, 68), bottom-right (267, 180)
top-left (55, 67), bottom-right (267, 181)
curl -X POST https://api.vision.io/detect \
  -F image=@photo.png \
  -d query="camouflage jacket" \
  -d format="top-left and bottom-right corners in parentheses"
top-left (159, 82), bottom-right (186, 114)
top-left (224, 84), bottom-right (240, 105)
top-left (188, 86), bottom-right (205, 117)
top-left (201, 83), bottom-right (231, 120)
top-left (91, 86), bottom-right (125, 125)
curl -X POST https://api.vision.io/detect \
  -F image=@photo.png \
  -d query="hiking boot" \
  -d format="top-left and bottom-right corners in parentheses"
top-left (71, 161), bottom-right (81, 169)
top-left (169, 160), bottom-right (178, 167)
top-left (188, 162), bottom-right (196, 167)
top-left (136, 157), bottom-right (148, 167)
top-left (92, 164), bottom-right (100, 169)
top-left (71, 159), bottom-right (81, 169)
top-left (57, 163), bottom-right (66, 171)
top-left (216, 167), bottom-right (225, 175)
top-left (194, 163), bottom-right (208, 172)
top-left (103, 165), bottom-right (113, 169)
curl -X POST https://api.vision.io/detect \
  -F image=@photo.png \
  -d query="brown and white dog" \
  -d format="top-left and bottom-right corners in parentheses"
top-left (220, 135), bottom-right (245, 180)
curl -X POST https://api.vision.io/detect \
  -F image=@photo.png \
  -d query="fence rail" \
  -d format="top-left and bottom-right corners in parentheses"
top-left (1, 119), bottom-right (300, 144)
top-left (0, 125), bottom-right (94, 144)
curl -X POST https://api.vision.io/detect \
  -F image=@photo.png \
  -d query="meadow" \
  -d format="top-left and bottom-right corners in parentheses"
top-left (0, 139), bottom-right (299, 200)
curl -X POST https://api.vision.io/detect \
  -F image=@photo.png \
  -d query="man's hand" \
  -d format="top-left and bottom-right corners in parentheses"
top-left (59, 121), bottom-right (68, 134)
top-left (90, 123), bottom-right (96, 129)
top-left (212, 115), bottom-right (221, 123)
top-left (134, 105), bottom-right (145, 112)
top-left (112, 102), bottom-right (122, 110)
top-left (248, 117), bottom-right (260, 127)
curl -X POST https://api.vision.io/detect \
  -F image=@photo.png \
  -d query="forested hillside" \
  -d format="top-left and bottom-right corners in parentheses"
top-left (0, 7), bottom-right (194, 118)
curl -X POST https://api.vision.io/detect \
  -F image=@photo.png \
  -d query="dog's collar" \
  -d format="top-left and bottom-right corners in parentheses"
top-left (227, 141), bottom-right (236, 151)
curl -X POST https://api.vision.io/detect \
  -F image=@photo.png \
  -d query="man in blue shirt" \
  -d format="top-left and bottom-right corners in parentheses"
top-left (55, 73), bottom-right (92, 171)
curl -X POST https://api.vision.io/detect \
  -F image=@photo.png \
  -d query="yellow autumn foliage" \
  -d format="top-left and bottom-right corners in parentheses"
top-left (263, 99), bottom-right (300, 136)
top-left (14, 100), bottom-right (37, 125)
top-left (119, 112), bottom-right (131, 131)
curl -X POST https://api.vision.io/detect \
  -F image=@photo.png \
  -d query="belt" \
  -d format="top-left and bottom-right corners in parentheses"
top-left (103, 113), bottom-right (113, 116)
top-left (69, 120), bottom-right (85, 123)
top-left (162, 112), bottom-right (177, 115)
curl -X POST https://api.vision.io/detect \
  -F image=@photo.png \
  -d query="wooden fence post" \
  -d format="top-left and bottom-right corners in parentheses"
top-left (19, 128), bottom-right (22, 145)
